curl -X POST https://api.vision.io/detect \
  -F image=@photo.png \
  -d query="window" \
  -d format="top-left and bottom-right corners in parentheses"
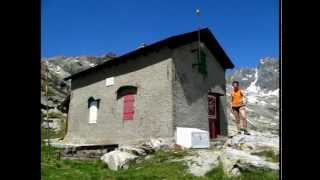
top-left (116, 86), bottom-right (137, 121)
top-left (88, 97), bottom-right (100, 123)
top-left (191, 49), bottom-right (207, 75)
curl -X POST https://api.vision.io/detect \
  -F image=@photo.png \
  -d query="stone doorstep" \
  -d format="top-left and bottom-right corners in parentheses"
top-left (210, 136), bottom-right (228, 141)
top-left (210, 136), bottom-right (228, 145)
top-left (59, 144), bottom-right (119, 160)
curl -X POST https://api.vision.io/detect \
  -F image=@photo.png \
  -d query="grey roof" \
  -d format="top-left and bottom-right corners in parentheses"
top-left (65, 28), bottom-right (235, 80)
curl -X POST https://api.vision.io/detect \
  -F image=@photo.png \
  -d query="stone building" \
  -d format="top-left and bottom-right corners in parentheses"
top-left (63, 28), bottom-right (234, 145)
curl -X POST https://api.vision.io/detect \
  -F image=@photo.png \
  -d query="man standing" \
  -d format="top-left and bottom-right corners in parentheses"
top-left (230, 81), bottom-right (250, 135)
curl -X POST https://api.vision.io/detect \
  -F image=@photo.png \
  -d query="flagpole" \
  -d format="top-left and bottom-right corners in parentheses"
top-left (196, 8), bottom-right (201, 63)
top-left (45, 61), bottom-right (51, 158)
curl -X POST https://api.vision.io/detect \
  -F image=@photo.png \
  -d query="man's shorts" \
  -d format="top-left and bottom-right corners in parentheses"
top-left (232, 106), bottom-right (245, 113)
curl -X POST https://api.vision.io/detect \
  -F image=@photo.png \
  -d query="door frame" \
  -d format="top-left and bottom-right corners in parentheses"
top-left (208, 92), bottom-right (220, 139)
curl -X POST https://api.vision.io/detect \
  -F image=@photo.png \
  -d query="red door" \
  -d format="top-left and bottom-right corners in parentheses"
top-left (208, 94), bottom-right (220, 138)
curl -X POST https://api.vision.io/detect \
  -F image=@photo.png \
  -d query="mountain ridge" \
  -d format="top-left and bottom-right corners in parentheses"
top-left (41, 55), bottom-right (279, 134)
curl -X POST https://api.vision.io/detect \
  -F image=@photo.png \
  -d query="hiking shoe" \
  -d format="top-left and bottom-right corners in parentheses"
top-left (243, 129), bottom-right (250, 135)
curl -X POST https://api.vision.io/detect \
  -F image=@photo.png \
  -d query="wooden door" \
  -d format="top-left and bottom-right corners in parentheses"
top-left (208, 94), bottom-right (220, 138)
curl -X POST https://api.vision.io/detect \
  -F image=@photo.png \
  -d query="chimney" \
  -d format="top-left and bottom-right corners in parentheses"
top-left (138, 43), bottom-right (147, 49)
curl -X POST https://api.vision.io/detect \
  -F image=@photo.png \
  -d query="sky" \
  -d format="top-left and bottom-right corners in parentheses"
top-left (41, 0), bottom-right (279, 68)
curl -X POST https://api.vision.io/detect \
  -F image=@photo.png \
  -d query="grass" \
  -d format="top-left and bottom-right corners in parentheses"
top-left (41, 126), bottom-right (66, 140)
top-left (251, 150), bottom-right (279, 162)
top-left (204, 164), bottom-right (279, 180)
top-left (41, 121), bottom-right (278, 180)
top-left (41, 143), bottom-right (279, 180)
top-left (41, 145), bottom-right (195, 180)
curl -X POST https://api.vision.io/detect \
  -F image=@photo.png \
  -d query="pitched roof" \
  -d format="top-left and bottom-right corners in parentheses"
top-left (64, 28), bottom-right (234, 80)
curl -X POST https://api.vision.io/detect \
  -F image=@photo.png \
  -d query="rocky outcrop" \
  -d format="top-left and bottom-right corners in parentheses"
top-left (41, 54), bottom-right (116, 134)
top-left (226, 57), bottom-right (278, 92)
top-left (96, 132), bottom-right (279, 177)
top-left (183, 150), bottom-right (221, 176)
top-left (220, 147), bottom-right (278, 177)
top-left (225, 131), bottom-right (279, 154)
top-left (256, 58), bottom-right (279, 91)
top-left (41, 108), bottom-right (67, 132)
top-left (100, 138), bottom-right (167, 171)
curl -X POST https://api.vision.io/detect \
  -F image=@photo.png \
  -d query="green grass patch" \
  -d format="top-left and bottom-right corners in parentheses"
top-left (204, 164), bottom-right (279, 180)
top-left (240, 169), bottom-right (279, 180)
top-left (41, 146), bottom-right (195, 180)
top-left (41, 125), bottom-right (66, 140)
top-left (251, 150), bottom-right (279, 162)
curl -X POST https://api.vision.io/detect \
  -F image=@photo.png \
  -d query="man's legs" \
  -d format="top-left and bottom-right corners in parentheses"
top-left (239, 106), bottom-right (250, 134)
top-left (232, 108), bottom-right (241, 132)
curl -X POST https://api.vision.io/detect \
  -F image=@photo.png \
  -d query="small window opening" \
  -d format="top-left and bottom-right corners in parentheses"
top-left (191, 49), bottom-right (207, 75)
top-left (88, 97), bottom-right (100, 123)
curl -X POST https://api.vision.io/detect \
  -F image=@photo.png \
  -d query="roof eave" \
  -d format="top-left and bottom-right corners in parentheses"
top-left (63, 28), bottom-right (235, 80)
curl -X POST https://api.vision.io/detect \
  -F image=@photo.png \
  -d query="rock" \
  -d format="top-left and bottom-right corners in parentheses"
top-left (224, 131), bottom-right (279, 154)
top-left (183, 150), bottom-right (220, 176)
top-left (140, 138), bottom-right (166, 153)
top-left (118, 145), bottom-right (146, 156)
top-left (220, 147), bottom-right (279, 177)
top-left (41, 118), bottom-right (64, 132)
top-left (100, 150), bottom-right (138, 171)
top-left (144, 155), bottom-right (153, 160)
top-left (49, 139), bottom-right (73, 148)
top-left (209, 137), bottom-right (228, 150)
top-left (170, 144), bottom-right (186, 151)
top-left (41, 122), bottom-right (51, 129)
top-left (226, 58), bottom-right (279, 134)
top-left (41, 94), bottom-right (55, 108)
top-left (230, 167), bottom-right (241, 176)
top-left (48, 108), bottom-right (64, 115)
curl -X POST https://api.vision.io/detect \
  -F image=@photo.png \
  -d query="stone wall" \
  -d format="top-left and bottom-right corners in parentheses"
top-left (172, 42), bottom-right (228, 136)
top-left (64, 48), bottom-right (174, 145)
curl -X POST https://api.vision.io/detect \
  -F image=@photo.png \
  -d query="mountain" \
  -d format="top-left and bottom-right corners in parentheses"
top-left (226, 57), bottom-right (279, 135)
top-left (41, 55), bottom-right (279, 135)
top-left (41, 53), bottom-right (116, 109)
top-left (41, 54), bottom-right (116, 133)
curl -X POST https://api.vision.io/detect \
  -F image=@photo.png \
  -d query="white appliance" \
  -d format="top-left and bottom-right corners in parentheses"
top-left (175, 127), bottom-right (209, 149)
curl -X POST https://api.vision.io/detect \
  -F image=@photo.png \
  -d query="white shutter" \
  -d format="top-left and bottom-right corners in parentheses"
top-left (89, 101), bottom-right (98, 123)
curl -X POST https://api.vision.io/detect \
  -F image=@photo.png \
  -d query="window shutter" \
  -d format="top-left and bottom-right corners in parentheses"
top-left (123, 94), bottom-right (135, 120)
top-left (89, 100), bottom-right (98, 123)
top-left (198, 50), bottom-right (207, 74)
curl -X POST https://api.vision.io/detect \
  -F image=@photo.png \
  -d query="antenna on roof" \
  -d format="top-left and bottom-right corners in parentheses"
top-left (196, 8), bottom-right (201, 63)
top-left (137, 43), bottom-right (147, 49)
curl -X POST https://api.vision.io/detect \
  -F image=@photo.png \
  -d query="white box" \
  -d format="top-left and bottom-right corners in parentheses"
top-left (106, 77), bottom-right (114, 86)
top-left (175, 127), bottom-right (209, 149)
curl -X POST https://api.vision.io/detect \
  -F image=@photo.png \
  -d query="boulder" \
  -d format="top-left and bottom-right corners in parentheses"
top-left (118, 145), bottom-right (147, 156)
top-left (41, 118), bottom-right (63, 132)
top-left (224, 131), bottom-right (279, 154)
top-left (183, 150), bottom-right (220, 176)
top-left (101, 150), bottom-right (138, 171)
top-left (140, 138), bottom-right (166, 153)
top-left (41, 94), bottom-right (55, 108)
top-left (220, 147), bottom-right (279, 177)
